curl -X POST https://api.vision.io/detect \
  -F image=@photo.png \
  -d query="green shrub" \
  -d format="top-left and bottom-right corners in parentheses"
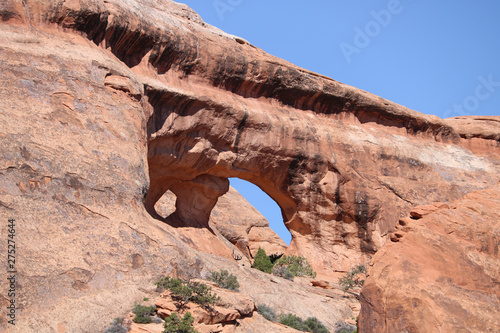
top-left (272, 255), bottom-right (316, 278)
top-left (156, 277), bottom-right (193, 306)
top-left (334, 321), bottom-right (357, 333)
top-left (304, 317), bottom-right (329, 333)
top-left (156, 276), bottom-right (220, 309)
top-left (251, 247), bottom-right (274, 273)
top-left (257, 304), bottom-right (277, 322)
top-left (132, 304), bottom-right (156, 317)
top-left (207, 270), bottom-right (240, 291)
top-left (338, 264), bottom-right (367, 293)
top-left (133, 315), bottom-right (153, 324)
top-left (278, 314), bottom-right (309, 331)
top-left (132, 303), bottom-right (156, 323)
top-left (103, 317), bottom-right (128, 333)
top-left (189, 282), bottom-right (220, 309)
top-left (277, 313), bottom-right (329, 332)
top-left (271, 265), bottom-right (295, 281)
top-left (163, 312), bottom-right (198, 333)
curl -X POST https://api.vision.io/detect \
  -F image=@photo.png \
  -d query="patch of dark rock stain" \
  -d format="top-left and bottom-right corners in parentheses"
top-left (0, 6), bottom-right (22, 22)
top-left (407, 158), bottom-right (423, 168)
top-left (177, 258), bottom-right (205, 281)
top-left (286, 152), bottom-right (308, 187)
top-left (72, 280), bottom-right (89, 291)
top-left (66, 268), bottom-right (93, 291)
top-left (20, 163), bottom-right (35, 173)
top-left (233, 109), bottom-right (248, 153)
top-left (179, 234), bottom-right (196, 248)
top-left (140, 184), bottom-right (149, 202)
top-left (381, 168), bottom-right (391, 176)
top-left (334, 182), bottom-right (342, 205)
top-left (380, 153), bottom-right (424, 169)
top-left (355, 192), bottom-right (377, 253)
top-left (291, 128), bottom-right (306, 142)
top-left (311, 154), bottom-right (324, 174)
top-left (131, 253), bottom-right (144, 269)
top-left (211, 54), bottom-right (249, 93)
top-left (104, 22), bottom-right (157, 68)
top-left (20, 146), bottom-right (31, 160)
top-left (64, 173), bottom-right (84, 189)
top-left (351, 159), bottom-right (360, 169)
top-left (48, 4), bottom-right (109, 46)
top-left (264, 68), bottom-right (318, 109)
top-left (52, 194), bottom-right (68, 202)
top-left (355, 192), bottom-right (370, 229)
top-left (150, 32), bottom-right (200, 75)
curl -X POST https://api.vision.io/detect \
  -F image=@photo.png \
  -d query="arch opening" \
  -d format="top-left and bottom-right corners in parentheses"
top-left (149, 176), bottom-right (291, 262)
top-left (154, 189), bottom-right (177, 219)
top-left (229, 178), bottom-right (292, 246)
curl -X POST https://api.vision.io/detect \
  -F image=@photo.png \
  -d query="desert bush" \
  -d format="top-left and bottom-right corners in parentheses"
top-left (207, 269), bottom-right (240, 291)
top-left (133, 316), bottom-right (152, 324)
top-left (304, 317), bottom-right (329, 333)
top-left (189, 281), bottom-right (220, 309)
top-left (251, 247), bottom-right (274, 273)
top-left (163, 312), bottom-right (198, 333)
top-left (132, 304), bottom-right (156, 323)
top-left (272, 254), bottom-right (316, 278)
top-left (156, 277), bottom-right (192, 305)
top-left (257, 304), bottom-right (277, 322)
top-left (334, 321), bottom-right (357, 333)
top-left (338, 264), bottom-right (367, 293)
top-left (103, 317), bottom-right (129, 333)
top-left (132, 304), bottom-right (156, 317)
top-left (279, 314), bottom-right (309, 331)
top-left (271, 265), bottom-right (295, 281)
top-left (277, 313), bottom-right (329, 332)
top-left (156, 276), bottom-right (220, 309)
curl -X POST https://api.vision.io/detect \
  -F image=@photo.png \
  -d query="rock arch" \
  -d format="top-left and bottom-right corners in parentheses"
top-left (143, 86), bottom-right (386, 273)
top-left (143, 78), bottom-right (499, 275)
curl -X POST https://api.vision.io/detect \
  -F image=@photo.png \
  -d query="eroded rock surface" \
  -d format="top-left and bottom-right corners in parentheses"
top-left (0, 0), bottom-right (499, 332)
top-left (359, 185), bottom-right (500, 332)
top-left (2, 0), bottom-right (497, 277)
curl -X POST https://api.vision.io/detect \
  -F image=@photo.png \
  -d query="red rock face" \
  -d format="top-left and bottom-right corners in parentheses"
top-left (0, 1), bottom-right (499, 331)
top-left (359, 185), bottom-right (500, 332)
top-left (2, 0), bottom-right (500, 271)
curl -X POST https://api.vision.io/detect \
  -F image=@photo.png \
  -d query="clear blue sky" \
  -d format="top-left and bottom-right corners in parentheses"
top-left (178, 1), bottom-right (500, 245)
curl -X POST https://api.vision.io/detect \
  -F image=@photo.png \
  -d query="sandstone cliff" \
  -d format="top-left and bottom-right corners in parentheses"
top-left (360, 185), bottom-right (500, 332)
top-left (0, 0), bottom-right (499, 332)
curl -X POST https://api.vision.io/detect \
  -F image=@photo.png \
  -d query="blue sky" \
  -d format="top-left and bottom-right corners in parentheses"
top-left (178, 1), bottom-right (500, 245)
